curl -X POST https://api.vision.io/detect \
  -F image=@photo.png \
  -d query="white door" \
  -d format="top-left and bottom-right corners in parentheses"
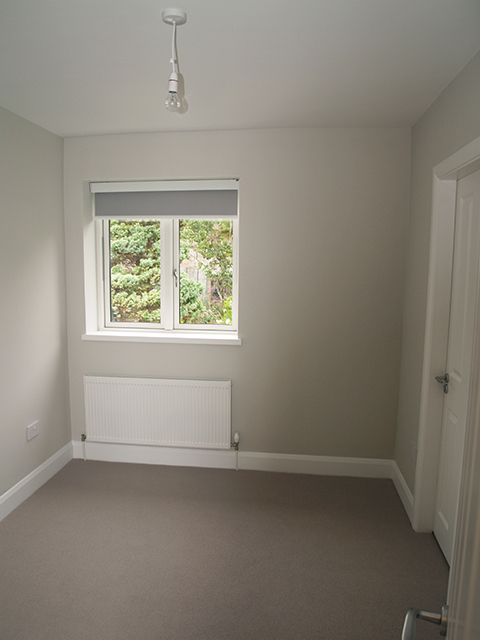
top-left (403, 309), bottom-right (480, 638)
top-left (433, 169), bottom-right (480, 564)
top-left (447, 341), bottom-right (480, 639)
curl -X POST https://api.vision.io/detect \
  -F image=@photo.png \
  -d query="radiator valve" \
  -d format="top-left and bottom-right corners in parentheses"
top-left (231, 432), bottom-right (240, 451)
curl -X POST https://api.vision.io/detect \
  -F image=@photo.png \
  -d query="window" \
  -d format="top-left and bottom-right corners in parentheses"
top-left (89, 180), bottom-right (239, 343)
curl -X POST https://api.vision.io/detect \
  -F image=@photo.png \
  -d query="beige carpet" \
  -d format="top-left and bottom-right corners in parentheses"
top-left (0, 460), bottom-right (448, 640)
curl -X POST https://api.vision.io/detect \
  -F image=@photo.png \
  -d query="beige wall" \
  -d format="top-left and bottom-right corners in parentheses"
top-left (3, 45), bottom-right (480, 498)
top-left (64, 127), bottom-right (410, 459)
top-left (395, 50), bottom-right (480, 492)
top-left (0, 106), bottom-right (70, 496)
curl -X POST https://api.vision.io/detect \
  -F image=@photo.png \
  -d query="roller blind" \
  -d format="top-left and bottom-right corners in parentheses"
top-left (90, 180), bottom-right (238, 219)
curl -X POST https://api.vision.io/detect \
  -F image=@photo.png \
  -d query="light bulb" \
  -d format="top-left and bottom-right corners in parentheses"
top-left (165, 91), bottom-right (181, 112)
top-left (165, 71), bottom-right (180, 112)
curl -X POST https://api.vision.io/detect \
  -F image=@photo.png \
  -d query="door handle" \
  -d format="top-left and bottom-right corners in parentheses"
top-left (402, 605), bottom-right (448, 640)
top-left (435, 373), bottom-right (449, 394)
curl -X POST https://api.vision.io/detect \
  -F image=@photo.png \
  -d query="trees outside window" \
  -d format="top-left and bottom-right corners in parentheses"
top-left (179, 219), bottom-right (233, 325)
top-left (109, 220), bottom-right (161, 323)
top-left (108, 219), bottom-right (234, 328)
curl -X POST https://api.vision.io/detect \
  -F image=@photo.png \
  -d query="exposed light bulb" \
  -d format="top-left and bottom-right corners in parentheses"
top-left (165, 71), bottom-right (181, 112)
top-left (162, 9), bottom-right (186, 114)
top-left (165, 91), bottom-right (181, 112)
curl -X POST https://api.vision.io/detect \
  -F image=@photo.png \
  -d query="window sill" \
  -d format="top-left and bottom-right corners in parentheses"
top-left (82, 330), bottom-right (242, 346)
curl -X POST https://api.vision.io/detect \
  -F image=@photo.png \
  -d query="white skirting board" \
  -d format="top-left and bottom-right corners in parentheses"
top-left (0, 443), bottom-right (73, 523)
top-left (73, 440), bottom-right (398, 478)
top-left (1, 441), bottom-right (417, 529)
top-left (72, 442), bottom-right (415, 522)
top-left (391, 461), bottom-right (415, 522)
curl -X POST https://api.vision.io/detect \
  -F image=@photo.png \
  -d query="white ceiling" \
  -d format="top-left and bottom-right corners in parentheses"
top-left (1, 0), bottom-right (480, 137)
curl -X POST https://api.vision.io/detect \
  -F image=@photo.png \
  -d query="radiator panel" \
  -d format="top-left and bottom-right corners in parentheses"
top-left (84, 376), bottom-right (232, 449)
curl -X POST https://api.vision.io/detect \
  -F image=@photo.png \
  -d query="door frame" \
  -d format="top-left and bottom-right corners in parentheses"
top-left (413, 135), bottom-right (480, 533)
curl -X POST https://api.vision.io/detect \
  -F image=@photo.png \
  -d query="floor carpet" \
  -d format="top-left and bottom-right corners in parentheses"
top-left (0, 460), bottom-right (448, 639)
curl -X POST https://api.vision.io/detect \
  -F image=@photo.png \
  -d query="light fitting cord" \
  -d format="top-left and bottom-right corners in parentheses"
top-left (170, 21), bottom-right (177, 74)
top-left (163, 10), bottom-right (184, 113)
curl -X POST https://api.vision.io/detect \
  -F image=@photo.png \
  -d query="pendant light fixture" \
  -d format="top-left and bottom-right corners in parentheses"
top-left (162, 7), bottom-right (186, 113)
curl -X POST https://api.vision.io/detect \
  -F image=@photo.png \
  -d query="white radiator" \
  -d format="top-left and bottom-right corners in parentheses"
top-left (84, 376), bottom-right (232, 449)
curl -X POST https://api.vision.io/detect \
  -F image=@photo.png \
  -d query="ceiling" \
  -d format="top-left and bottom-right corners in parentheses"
top-left (1, 0), bottom-right (480, 138)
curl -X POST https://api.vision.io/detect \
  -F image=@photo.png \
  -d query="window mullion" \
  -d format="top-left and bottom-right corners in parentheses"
top-left (231, 219), bottom-right (239, 332)
top-left (102, 221), bottom-right (112, 327)
top-left (96, 220), bottom-right (108, 329)
top-left (172, 220), bottom-right (181, 329)
top-left (161, 219), bottom-right (174, 330)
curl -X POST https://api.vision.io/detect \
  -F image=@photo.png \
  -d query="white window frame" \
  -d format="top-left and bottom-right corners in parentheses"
top-left (84, 180), bottom-right (241, 346)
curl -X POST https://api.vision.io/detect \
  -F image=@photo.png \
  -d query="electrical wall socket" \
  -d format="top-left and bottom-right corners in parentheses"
top-left (26, 421), bottom-right (40, 441)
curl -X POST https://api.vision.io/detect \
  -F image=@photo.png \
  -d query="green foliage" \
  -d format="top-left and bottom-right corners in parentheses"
top-left (109, 220), bottom-right (161, 322)
top-left (108, 218), bottom-right (234, 326)
top-left (179, 272), bottom-right (207, 323)
top-left (179, 219), bottom-right (233, 325)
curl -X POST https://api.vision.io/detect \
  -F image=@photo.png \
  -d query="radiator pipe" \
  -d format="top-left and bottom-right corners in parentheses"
top-left (231, 432), bottom-right (240, 471)
top-left (81, 433), bottom-right (87, 461)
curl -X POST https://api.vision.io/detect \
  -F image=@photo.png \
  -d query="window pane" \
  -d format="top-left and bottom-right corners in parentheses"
top-left (109, 220), bottom-right (161, 323)
top-left (179, 220), bottom-right (233, 325)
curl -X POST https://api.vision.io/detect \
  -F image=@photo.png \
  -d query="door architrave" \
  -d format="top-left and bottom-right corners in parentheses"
top-left (413, 135), bottom-right (480, 533)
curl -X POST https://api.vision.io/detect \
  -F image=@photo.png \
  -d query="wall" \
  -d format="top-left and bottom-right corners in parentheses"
top-left (0, 106), bottom-right (71, 496)
top-left (64, 127), bottom-right (410, 460)
top-left (395, 50), bottom-right (480, 492)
